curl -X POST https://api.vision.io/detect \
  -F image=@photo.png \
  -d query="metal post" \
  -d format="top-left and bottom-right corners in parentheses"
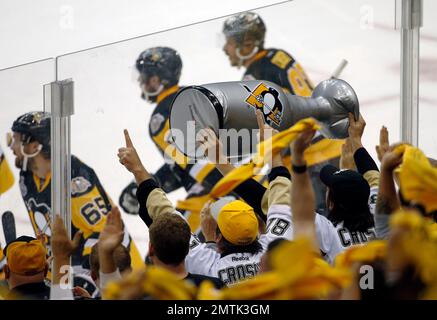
top-left (44, 78), bottom-right (74, 285)
top-left (396, 0), bottom-right (422, 146)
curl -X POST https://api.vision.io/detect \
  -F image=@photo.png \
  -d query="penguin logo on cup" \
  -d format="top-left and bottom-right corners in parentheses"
top-left (243, 83), bottom-right (283, 127)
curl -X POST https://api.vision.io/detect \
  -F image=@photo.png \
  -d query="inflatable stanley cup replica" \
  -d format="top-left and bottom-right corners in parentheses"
top-left (169, 79), bottom-right (359, 160)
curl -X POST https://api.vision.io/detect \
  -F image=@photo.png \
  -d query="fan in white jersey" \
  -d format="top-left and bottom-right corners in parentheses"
top-left (117, 126), bottom-right (296, 286)
top-left (186, 180), bottom-right (293, 286)
top-left (320, 164), bottom-right (377, 249)
top-left (317, 113), bottom-right (381, 251)
top-left (185, 126), bottom-right (344, 283)
top-left (196, 113), bottom-right (343, 267)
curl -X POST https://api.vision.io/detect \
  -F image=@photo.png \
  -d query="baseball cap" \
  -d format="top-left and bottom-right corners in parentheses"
top-left (210, 198), bottom-right (259, 246)
top-left (210, 196), bottom-right (236, 220)
top-left (320, 165), bottom-right (370, 209)
top-left (3, 236), bottom-right (47, 276)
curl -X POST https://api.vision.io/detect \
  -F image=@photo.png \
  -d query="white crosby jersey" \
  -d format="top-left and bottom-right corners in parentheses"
top-left (314, 214), bottom-right (344, 264)
top-left (332, 185), bottom-right (379, 250)
top-left (184, 204), bottom-right (343, 285)
top-left (185, 204), bottom-right (293, 286)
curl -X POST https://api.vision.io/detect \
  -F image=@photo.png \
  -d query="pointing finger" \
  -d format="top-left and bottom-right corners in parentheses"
top-left (124, 129), bottom-right (134, 148)
top-left (256, 110), bottom-right (265, 140)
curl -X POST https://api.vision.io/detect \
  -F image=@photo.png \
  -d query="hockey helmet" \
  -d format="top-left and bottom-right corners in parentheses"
top-left (12, 111), bottom-right (51, 155)
top-left (223, 12), bottom-right (266, 47)
top-left (136, 47), bottom-right (182, 88)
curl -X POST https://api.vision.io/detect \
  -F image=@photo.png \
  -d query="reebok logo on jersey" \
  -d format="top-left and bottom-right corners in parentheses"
top-left (231, 256), bottom-right (250, 262)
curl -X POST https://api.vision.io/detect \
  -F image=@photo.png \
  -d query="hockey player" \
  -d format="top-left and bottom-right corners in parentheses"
top-left (222, 12), bottom-right (341, 214)
top-left (8, 111), bottom-right (142, 288)
top-left (119, 47), bottom-right (223, 231)
top-left (222, 11), bottom-right (314, 96)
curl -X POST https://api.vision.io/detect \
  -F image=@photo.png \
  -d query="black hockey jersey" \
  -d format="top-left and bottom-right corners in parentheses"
top-left (18, 155), bottom-right (135, 268)
top-left (243, 48), bottom-right (314, 97)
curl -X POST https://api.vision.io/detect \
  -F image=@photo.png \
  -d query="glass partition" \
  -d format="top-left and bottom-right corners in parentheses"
top-left (419, 0), bottom-right (437, 158)
top-left (0, 59), bottom-right (55, 246)
top-left (56, 0), bottom-right (400, 258)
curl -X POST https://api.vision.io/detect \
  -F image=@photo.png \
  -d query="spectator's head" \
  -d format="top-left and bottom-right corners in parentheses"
top-left (222, 12), bottom-right (266, 67)
top-left (320, 165), bottom-right (374, 232)
top-left (9, 111), bottom-right (51, 171)
top-left (148, 213), bottom-right (191, 267)
top-left (3, 236), bottom-right (48, 290)
top-left (135, 47), bottom-right (182, 102)
top-left (89, 243), bottom-right (132, 288)
top-left (210, 199), bottom-right (262, 255)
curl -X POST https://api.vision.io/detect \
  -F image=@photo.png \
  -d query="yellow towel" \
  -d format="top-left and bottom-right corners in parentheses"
top-left (0, 147), bottom-right (15, 195)
top-left (398, 146), bottom-right (437, 213)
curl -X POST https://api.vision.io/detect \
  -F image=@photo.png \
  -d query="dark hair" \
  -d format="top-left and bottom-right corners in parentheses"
top-left (216, 227), bottom-right (263, 256)
top-left (327, 189), bottom-right (374, 232)
top-left (148, 213), bottom-right (191, 266)
top-left (398, 190), bottom-right (437, 222)
top-left (90, 244), bottom-right (132, 276)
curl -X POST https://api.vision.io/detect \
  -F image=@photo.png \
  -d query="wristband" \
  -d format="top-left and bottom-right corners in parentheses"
top-left (292, 163), bottom-right (307, 174)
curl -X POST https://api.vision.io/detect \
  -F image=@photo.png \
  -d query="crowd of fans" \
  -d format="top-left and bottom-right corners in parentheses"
top-left (1, 108), bottom-right (436, 300)
top-left (1, 11), bottom-right (436, 301)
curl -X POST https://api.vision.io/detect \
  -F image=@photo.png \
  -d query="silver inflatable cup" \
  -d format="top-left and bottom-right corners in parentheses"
top-left (169, 79), bottom-right (359, 160)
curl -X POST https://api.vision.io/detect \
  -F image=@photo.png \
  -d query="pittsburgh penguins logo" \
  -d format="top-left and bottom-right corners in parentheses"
top-left (243, 83), bottom-right (283, 126)
top-left (27, 198), bottom-right (52, 238)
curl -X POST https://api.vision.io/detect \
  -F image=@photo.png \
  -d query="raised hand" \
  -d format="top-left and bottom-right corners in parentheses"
top-left (198, 128), bottom-right (227, 165)
top-left (340, 138), bottom-right (356, 170)
top-left (256, 109), bottom-right (278, 143)
top-left (376, 126), bottom-right (390, 163)
top-left (51, 215), bottom-right (82, 286)
top-left (256, 109), bottom-right (282, 168)
top-left (98, 206), bottom-right (126, 274)
top-left (98, 206), bottom-right (125, 254)
top-left (51, 215), bottom-right (82, 260)
top-left (118, 129), bottom-right (151, 184)
top-left (348, 112), bottom-right (365, 151)
top-left (291, 129), bottom-right (316, 166)
top-left (118, 130), bottom-right (143, 173)
top-left (381, 144), bottom-right (404, 173)
top-left (200, 200), bottom-right (217, 242)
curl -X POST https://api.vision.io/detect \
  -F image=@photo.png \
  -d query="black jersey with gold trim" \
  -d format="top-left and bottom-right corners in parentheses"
top-left (244, 48), bottom-right (314, 97)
